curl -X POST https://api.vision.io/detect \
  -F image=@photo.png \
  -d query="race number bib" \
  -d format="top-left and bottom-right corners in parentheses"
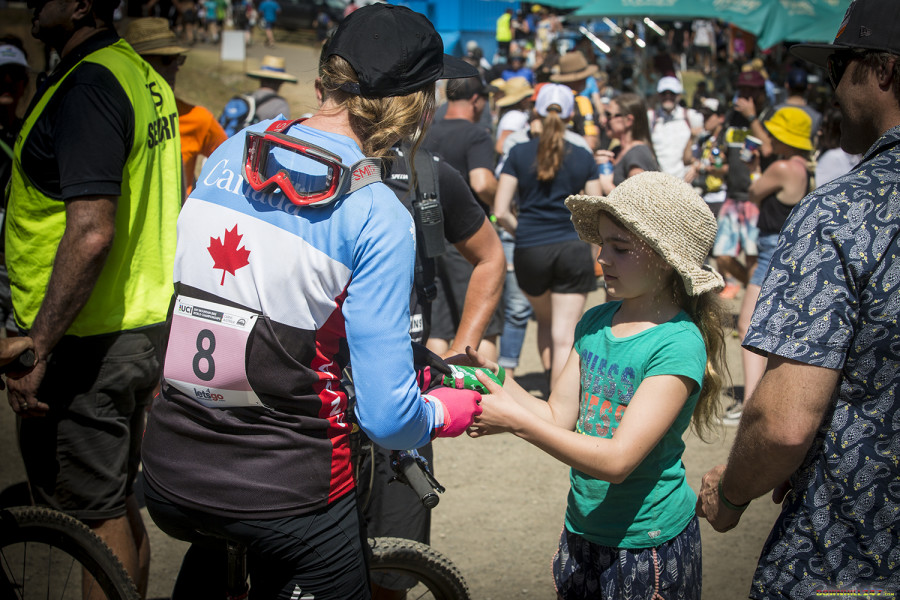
top-left (164, 296), bottom-right (265, 408)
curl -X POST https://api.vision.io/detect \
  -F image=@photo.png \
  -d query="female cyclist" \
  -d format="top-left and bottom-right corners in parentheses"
top-left (140, 5), bottom-right (481, 599)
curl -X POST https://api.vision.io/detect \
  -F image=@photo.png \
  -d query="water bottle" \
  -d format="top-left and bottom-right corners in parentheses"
top-left (442, 364), bottom-right (506, 394)
top-left (597, 161), bottom-right (614, 177)
top-left (711, 146), bottom-right (723, 168)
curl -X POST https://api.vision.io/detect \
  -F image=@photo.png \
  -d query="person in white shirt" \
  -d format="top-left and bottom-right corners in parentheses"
top-left (649, 76), bottom-right (704, 180)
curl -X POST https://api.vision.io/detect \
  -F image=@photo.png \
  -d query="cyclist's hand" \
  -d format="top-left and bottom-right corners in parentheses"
top-left (413, 342), bottom-right (451, 392)
top-left (7, 356), bottom-right (50, 418)
top-left (426, 387), bottom-right (482, 438)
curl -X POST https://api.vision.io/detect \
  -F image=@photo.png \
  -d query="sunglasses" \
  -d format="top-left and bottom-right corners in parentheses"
top-left (826, 50), bottom-right (866, 88)
top-left (605, 113), bottom-right (625, 120)
top-left (160, 54), bottom-right (187, 67)
top-left (243, 119), bottom-right (382, 207)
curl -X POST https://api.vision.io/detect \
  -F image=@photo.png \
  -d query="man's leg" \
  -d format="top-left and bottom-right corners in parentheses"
top-left (87, 515), bottom-right (141, 600)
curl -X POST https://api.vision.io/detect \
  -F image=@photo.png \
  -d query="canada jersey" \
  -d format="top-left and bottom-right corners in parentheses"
top-left (141, 123), bottom-right (439, 519)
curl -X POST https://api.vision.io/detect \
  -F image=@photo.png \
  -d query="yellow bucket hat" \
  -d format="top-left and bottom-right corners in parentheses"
top-left (764, 106), bottom-right (813, 151)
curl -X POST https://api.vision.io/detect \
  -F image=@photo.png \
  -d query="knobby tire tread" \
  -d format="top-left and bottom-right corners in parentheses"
top-left (0, 506), bottom-right (139, 600)
top-left (368, 536), bottom-right (470, 600)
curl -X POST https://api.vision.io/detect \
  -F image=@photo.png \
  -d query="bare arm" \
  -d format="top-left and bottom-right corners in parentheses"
top-left (697, 355), bottom-right (839, 531)
top-left (6, 196), bottom-right (117, 413)
top-left (747, 159), bottom-right (786, 204)
top-left (472, 348), bottom-right (694, 484)
top-left (493, 173), bottom-right (518, 234)
top-left (469, 167), bottom-right (499, 208)
top-left (446, 217), bottom-right (506, 357)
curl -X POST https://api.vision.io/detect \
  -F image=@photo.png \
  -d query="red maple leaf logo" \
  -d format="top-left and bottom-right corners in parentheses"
top-left (208, 224), bottom-right (250, 285)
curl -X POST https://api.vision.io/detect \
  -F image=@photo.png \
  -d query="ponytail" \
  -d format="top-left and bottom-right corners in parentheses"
top-left (536, 109), bottom-right (566, 181)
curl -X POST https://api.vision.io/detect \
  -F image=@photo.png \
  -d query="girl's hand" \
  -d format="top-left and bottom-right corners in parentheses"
top-left (466, 370), bottom-right (525, 437)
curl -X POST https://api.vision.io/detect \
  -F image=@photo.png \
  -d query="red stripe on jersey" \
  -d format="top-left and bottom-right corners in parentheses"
top-left (310, 284), bottom-right (355, 502)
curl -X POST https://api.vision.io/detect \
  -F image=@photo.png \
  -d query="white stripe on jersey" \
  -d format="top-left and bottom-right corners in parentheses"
top-left (173, 199), bottom-right (351, 332)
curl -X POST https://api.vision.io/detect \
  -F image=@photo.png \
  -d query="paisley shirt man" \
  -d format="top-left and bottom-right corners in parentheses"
top-left (742, 125), bottom-right (900, 597)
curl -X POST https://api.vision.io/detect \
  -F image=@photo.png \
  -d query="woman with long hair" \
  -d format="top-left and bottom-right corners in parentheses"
top-left (493, 83), bottom-right (601, 390)
top-left (730, 106), bottom-right (812, 423)
top-left (140, 6), bottom-right (483, 599)
top-left (594, 92), bottom-right (659, 195)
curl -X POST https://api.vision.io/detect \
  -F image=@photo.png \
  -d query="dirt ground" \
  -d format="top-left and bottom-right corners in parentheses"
top-left (0, 10), bottom-right (783, 598)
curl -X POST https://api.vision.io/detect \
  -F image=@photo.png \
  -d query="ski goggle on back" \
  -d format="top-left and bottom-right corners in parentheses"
top-left (242, 119), bottom-right (382, 207)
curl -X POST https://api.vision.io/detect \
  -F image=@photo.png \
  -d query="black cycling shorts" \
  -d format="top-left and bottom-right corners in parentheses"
top-left (145, 486), bottom-right (370, 599)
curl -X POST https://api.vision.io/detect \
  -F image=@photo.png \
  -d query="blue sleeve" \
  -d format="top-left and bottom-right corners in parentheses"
top-left (343, 188), bottom-right (436, 449)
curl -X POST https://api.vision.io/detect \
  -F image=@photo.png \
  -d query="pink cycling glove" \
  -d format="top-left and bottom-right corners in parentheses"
top-left (424, 387), bottom-right (482, 438)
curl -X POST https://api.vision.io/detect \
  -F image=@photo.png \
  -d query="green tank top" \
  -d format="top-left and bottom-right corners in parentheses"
top-left (6, 39), bottom-right (181, 336)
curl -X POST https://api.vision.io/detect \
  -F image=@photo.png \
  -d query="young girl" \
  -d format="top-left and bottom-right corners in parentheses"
top-left (469, 171), bottom-right (728, 599)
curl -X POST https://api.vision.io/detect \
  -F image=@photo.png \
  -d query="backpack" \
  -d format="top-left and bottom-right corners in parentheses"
top-left (218, 92), bottom-right (277, 137)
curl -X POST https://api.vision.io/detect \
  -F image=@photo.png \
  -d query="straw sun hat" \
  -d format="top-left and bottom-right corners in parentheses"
top-left (550, 51), bottom-right (598, 83)
top-left (247, 55), bottom-right (298, 83)
top-left (496, 77), bottom-right (534, 108)
top-left (124, 17), bottom-right (187, 55)
top-left (565, 171), bottom-right (724, 296)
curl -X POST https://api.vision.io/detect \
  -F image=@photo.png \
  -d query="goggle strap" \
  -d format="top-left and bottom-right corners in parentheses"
top-left (347, 158), bottom-right (383, 194)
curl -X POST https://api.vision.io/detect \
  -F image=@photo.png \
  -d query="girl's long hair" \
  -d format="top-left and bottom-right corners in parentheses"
top-left (536, 108), bottom-right (567, 182)
top-left (317, 55), bottom-right (435, 160)
top-left (673, 278), bottom-right (730, 442)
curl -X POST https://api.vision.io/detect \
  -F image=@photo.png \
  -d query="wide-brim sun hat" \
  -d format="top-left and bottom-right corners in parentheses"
top-left (124, 17), bottom-right (187, 55)
top-left (791, 0), bottom-right (900, 68)
top-left (247, 55), bottom-right (298, 83)
top-left (565, 171), bottom-right (724, 296)
top-left (549, 51), bottom-right (598, 83)
top-left (323, 3), bottom-right (477, 98)
top-left (496, 76), bottom-right (534, 107)
top-left (764, 106), bottom-right (813, 151)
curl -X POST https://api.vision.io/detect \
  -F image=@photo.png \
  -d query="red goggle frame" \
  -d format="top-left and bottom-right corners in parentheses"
top-left (242, 119), bottom-right (381, 207)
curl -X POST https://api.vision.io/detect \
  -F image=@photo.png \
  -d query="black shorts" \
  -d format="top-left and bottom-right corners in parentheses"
top-left (19, 328), bottom-right (162, 521)
top-left (145, 486), bottom-right (369, 599)
top-left (514, 239), bottom-right (598, 297)
top-left (429, 244), bottom-right (504, 341)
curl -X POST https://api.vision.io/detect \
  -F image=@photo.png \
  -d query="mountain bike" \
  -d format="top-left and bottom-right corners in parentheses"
top-left (0, 505), bottom-right (140, 600)
top-left (221, 362), bottom-right (473, 600)
top-left (0, 350), bottom-right (139, 600)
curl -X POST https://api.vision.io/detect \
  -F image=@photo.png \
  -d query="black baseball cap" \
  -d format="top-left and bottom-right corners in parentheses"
top-left (323, 3), bottom-right (477, 98)
top-left (791, 0), bottom-right (900, 67)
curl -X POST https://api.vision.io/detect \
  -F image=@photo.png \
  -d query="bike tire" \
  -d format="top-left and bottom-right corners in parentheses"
top-left (368, 536), bottom-right (470, 600)
top-left (0, 506), bottom-right (140, 600)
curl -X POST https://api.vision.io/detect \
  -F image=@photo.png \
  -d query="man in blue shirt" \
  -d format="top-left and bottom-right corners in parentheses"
top-left (257, 0), bottom-right (280, 47)
top-left (697, 0), bottom-right (900, 598)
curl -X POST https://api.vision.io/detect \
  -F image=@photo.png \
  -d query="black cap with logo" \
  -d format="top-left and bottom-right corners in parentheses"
top-left (323, 3), bottom-right (477, 98)
top-left (791, 0), bottom-right (900, 67)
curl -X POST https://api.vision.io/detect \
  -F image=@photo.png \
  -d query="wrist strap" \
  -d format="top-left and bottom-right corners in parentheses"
top-left (718, 478), bottom-right (750, 512)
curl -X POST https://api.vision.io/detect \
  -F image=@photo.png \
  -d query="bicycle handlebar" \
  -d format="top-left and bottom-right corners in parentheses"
top-left (0, 349), bottom-right (36, 375)
top-left (393, 450), bottom-right (443, 509)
